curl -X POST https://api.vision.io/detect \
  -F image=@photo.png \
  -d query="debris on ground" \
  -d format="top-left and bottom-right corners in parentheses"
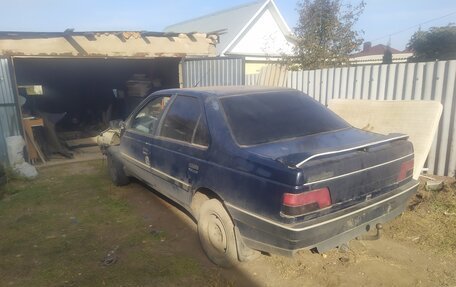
top-left (408, 190), bottom-right (428, 211)
top-left (69, 216), bottom-right (79, 224)
top-left (338, 243), bottom-right (350, 253)
top-left (101, 246), bottom-right (119, 266)
top-left (425, 180), bottom-right (444, 191)
top-left (148, 225), bottom-right (166, 242)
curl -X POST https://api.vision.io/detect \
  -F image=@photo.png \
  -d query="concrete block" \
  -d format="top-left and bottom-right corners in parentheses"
top-left (425, 180), bottom-right (444, 191)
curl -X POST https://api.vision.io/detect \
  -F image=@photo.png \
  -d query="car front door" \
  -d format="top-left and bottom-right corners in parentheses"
top-left (120, 95), bottom-right (171, 182)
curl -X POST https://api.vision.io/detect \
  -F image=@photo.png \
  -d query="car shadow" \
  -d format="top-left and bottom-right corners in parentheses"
top-left (120, 177), bottom-right (262, 287)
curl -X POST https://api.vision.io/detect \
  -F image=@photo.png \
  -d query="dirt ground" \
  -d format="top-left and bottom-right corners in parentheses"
top-left (1, 160), bottom-right (455, 287)
top-left (120, 171), bottom-right (456, 287)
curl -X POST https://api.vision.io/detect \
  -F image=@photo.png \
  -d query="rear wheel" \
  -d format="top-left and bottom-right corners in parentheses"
top-left (107, 154), bottom-right (129, 186)
top-left (198, 199), bottom-right (238, 268)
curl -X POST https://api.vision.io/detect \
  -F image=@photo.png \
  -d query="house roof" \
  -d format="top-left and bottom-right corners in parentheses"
top-left (163, 0), bottom-right (291, 56)
top-left (351, 44), bottom-right (407, 58)
top-left (349, 43), bottom-right (413, 64)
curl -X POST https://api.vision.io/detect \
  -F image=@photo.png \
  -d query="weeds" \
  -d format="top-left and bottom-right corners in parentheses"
top-left (0, 161), bottom-right (220, 287)
top-left (388, 180), bottom-right (456, 255)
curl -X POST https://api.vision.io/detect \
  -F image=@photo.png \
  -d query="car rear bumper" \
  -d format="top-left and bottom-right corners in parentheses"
top-left (226, 180), bottom-right (419, 256)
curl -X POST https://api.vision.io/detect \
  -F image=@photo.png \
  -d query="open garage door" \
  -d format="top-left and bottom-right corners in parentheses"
top-left (13, 57), bottom-right (181, 119)
top-left (12, 57), bottom-right (182, 163)
top-left (181, 57), bottom-right (245, 88)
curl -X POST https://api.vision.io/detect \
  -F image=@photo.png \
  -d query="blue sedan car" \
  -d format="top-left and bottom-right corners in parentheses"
top-left (106, 87), bottom-right (418, 267)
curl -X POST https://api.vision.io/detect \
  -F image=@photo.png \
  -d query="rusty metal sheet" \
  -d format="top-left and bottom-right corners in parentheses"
top-left (0, 31), bottom-right (217, 58)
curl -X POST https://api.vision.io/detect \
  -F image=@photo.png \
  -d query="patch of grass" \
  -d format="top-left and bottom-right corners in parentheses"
top-left (0, 160), bottom-right (226, 287)
top-left (0, 166), bottom-right (31, 199)
top-left (431, 196), bottom-right (456, 214)
top-left (387, 181), bottom-right (456, 255)
top-left (149, 230), bottom-right (167, 242)
top-left (3, 164), bottom-right (23, 180)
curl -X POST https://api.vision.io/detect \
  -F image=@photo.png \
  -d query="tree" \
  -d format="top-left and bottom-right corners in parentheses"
top-left (291, 0), bottom-right (365, 70)
top-left (407, 24), bottom-right (456, 62)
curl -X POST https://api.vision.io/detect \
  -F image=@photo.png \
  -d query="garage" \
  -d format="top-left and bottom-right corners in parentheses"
top-left (0, 30), bottom-right (218, 165)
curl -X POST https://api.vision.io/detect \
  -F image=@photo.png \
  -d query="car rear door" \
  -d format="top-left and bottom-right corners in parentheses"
top-left (145, 94), bottom-right (210, 206)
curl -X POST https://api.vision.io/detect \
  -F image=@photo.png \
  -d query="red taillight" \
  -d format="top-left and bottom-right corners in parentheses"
top-left (282, 187), bottom-right (331, 216)
top-left (398, 159), bottom-right (414, 181)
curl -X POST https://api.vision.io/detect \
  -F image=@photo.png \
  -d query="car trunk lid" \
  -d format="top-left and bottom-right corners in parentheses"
top-left (246, 128), bottom-right (414, 210)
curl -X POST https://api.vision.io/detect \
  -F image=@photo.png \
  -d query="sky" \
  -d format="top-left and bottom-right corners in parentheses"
top-left (0, 0), bottom-right (455, 50)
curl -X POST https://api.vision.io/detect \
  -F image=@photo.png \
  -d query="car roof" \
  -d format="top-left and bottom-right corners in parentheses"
top-left (154, 86), bottom-right (299, 98)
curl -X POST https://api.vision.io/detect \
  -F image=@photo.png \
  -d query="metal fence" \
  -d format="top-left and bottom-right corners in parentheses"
top-left (181, 57), bottom-right (245, 88)
top-left (0, 58), bottom-right (21, 164)
top-left (246, 60), bottom-right (456, 177)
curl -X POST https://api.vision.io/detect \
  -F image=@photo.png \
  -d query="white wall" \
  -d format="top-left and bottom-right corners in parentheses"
top-left (229, 9), bottom-right (293, 57)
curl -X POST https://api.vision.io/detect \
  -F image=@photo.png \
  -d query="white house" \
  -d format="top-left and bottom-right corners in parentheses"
top-left (164, 0), bottom-right (294, 74)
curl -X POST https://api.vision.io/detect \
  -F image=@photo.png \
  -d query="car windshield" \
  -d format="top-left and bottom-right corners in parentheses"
top-left (220, 91), bottom-right (349, 145)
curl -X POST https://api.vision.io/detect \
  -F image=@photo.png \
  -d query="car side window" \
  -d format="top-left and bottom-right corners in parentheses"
top-left (193, 115), bottom-right (209, 146)
top-left (160, 95), bottom-right (209, 147)
top-left (130, 96), bottom-right (171, 134)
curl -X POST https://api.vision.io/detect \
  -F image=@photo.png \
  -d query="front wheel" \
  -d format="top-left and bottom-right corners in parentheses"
top-left (198, 199), bottom-right (238, 268)
top-left (107, 154), bottom-right (129, 186)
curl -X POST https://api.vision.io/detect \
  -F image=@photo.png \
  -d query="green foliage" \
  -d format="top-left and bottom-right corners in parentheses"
top-left (291, 0), bottom-right (365, 70)
top-left (407, 24), bottom-right (456, 62)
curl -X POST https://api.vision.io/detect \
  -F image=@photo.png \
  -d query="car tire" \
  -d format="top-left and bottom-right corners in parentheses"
top-left (198, 199), bottom-right (238, 268)
top-left (107, 154), bottom-right (129, 186)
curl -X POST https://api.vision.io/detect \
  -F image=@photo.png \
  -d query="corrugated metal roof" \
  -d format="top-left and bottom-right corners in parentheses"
top-left (164, 1), bottom-right (265, 55)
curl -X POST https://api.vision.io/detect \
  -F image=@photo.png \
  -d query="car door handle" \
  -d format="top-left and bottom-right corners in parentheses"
top-left (188, 163), bottom-right (199, 174)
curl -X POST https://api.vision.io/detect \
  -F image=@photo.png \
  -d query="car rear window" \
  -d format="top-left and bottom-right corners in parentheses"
top-left (220, 91), bottom-right (349, 145)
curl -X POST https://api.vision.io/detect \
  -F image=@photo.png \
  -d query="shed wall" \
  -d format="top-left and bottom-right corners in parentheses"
top-left (0, 58), bottom-right (21, 164)
top-left (182, 57), bottom-right (245, 87)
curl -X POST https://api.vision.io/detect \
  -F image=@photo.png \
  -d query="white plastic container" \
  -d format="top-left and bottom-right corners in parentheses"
top-left (6, 136), bottom-right (25, 166)
top-left (6, 135), bottom-right (38, 178)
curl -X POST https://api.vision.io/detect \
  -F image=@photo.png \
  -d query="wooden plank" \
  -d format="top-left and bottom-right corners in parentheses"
top-left (22, 118), bottom-right (45, 164)
top-left (24, 126), bottom-right (46, 164)
top-left (66, 137), bottom-right (98, 148)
